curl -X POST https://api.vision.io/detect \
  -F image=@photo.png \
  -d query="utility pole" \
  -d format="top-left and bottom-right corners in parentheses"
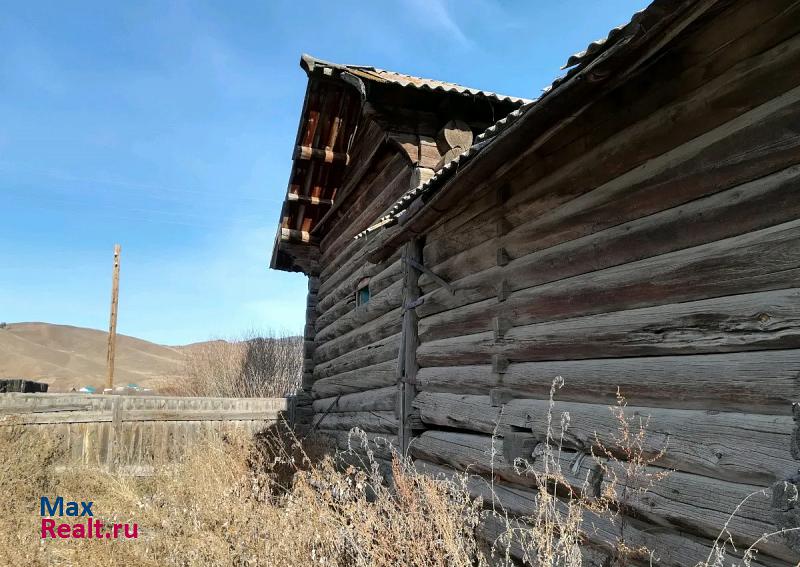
top-left (106, 244), bottom-right (121, 392)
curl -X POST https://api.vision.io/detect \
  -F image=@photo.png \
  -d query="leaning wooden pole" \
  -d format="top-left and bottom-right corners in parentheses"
top-left (105, 244), bottom-right (121, 392)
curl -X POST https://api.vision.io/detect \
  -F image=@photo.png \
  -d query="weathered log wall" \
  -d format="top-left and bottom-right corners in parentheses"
top-left (289, 2), bottom-right (800, 563)
top-left (404, 3), bottom-right (800, 563)
top-left (301, 138), bottom-right (413, 450)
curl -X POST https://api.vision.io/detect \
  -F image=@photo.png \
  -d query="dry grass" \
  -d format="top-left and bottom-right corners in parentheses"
top-left (0, 423), bottom-right (491, 567)
top-left (2, 380), bottom-right (797, 567)
top-left (177, 329), bottom-right (302, 398)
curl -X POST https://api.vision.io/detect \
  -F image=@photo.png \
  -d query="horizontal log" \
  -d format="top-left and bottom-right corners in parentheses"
top-left (335, 452), bottom-right (395, 483)
top-left (319, 230), bottom-right (367, 289)
top-left (319, 229), bottom-right (376, 298)
top-left (419, 217), bottom-right (800, 342)
top-left (421, 64), bottom-right (800, 291)
top-left (413, 392), bottom-right (796, 486)
top-left (793, 403), bottom-right (800, 460)
top-left (312, 332), bottom-right (400, 380)
top-left (315, 257), bottom-right (402, 328)
top-left (478, 513), bottom-right (610, 567)
top-left (416, 460), bottom-right (776, 567)
top-left (316, 429), bottom-right (398, 461)
top-left (313, 307), bottom-right (402, 364)
top-left (406, 9), bottom-right (800, 276)
top-left (312, 386), bottom-right (396, 413)
top-left (321, 157), bottom-right (410, 265)
top-left (417, 289), bottom-right (800, 366)
top-left (317, 252), bottom-right (401, 316)
top-left (415, 349), bottom-right (800, 414)
top-left (311, 360), bottom-right (397, 398)
top-left (280, 227), bottom-right (313, 243)
top-left (312, 411), bottom-right (397, 434)
top-left (410, 430), bottom-right (600, 495)
top-left (317, 146), bottom-right (398, 255)
top-left (419, 158), bottom-right (800, 321)
top-left (286, 192), bottom-right (333, 206)
top-left (293, 145), bottom-right (348, 164)
top-left (314, 298), bottom-right (352, 335)
top-left (321, 120), bottom-right (385, 235)
top-left (604, 462), bottom-right (798, 563)
top-left (315, 279), bottom-right (403, 345)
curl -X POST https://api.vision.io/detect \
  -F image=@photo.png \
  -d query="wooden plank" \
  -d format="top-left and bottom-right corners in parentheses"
top-left (419, 217), bottom-right (800, 343)
top-left (1, 410), bottom-right (284, 425)
top-left (398, 239), bottom-right (423, 455)
top-left (413, 392), bottom-right (797, 486)
top-left (312, 386), bottom-right (396, 413)
top-left (417, 289), bottom-right (800, 366)
top-left (415, 349), bottom-right (800, 414)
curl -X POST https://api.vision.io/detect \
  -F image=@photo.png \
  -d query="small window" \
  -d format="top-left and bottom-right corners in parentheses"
top-left (356, 277), bottom-right (370, 307)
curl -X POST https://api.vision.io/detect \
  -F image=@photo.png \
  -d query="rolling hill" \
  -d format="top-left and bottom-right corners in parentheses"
top-left (0, 322), bottom-right (187, 392)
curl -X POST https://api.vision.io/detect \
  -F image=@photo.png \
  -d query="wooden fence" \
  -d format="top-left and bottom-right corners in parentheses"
top-left (0, 393), bottom-right (287, 474)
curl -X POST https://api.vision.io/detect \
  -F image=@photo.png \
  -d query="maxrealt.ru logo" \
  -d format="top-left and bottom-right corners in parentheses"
top-left (40, 496), bottom-right (138, 539)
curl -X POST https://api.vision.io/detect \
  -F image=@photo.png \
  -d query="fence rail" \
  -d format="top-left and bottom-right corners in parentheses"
top-left (0, 393), bottom-right (287, 473)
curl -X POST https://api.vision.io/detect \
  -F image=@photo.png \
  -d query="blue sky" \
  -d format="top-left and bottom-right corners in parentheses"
top-left (0, 0), bottom-right (648, 345)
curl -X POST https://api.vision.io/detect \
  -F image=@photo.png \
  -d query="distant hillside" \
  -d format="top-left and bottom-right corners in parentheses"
top-left (0, 322), bottom-right (188, 392)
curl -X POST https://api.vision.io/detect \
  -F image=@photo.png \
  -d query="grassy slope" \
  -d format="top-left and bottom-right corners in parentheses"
top-left (0, 322), bottom-right (186, 391)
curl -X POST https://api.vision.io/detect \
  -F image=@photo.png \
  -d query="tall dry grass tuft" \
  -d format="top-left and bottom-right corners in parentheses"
top-left (0, 423), bottom-right (64, 567)
top-left (179, 329), bottom-right (302, 398)
top-left (0, 422), bottom-right (491, 567)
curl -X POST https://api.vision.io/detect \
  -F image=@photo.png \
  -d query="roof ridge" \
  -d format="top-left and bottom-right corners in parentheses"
top-left (300, 53), bottom-right (532, 105)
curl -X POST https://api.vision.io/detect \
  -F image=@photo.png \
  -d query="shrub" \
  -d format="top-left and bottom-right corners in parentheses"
top-left (179, 329), bottom-right (302, 398)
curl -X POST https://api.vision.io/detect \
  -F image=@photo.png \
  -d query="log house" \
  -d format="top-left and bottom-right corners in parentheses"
top-left (271, 2), bottom-right (800, 563)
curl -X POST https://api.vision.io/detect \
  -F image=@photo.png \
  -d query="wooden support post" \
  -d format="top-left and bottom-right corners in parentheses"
top-left (105, 244), bottom-right (121, 392)
top-left (106, 395), bottom-right (121, 473)
top-left (398, 238), bottom-right (423, 455)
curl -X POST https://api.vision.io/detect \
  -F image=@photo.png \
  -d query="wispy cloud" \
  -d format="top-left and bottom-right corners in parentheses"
top-left (403, 0), bottom-right (472, 48)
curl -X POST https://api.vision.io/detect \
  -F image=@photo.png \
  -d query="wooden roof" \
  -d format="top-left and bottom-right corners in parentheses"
top-left (270, 55), bottom-right (529, 274)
